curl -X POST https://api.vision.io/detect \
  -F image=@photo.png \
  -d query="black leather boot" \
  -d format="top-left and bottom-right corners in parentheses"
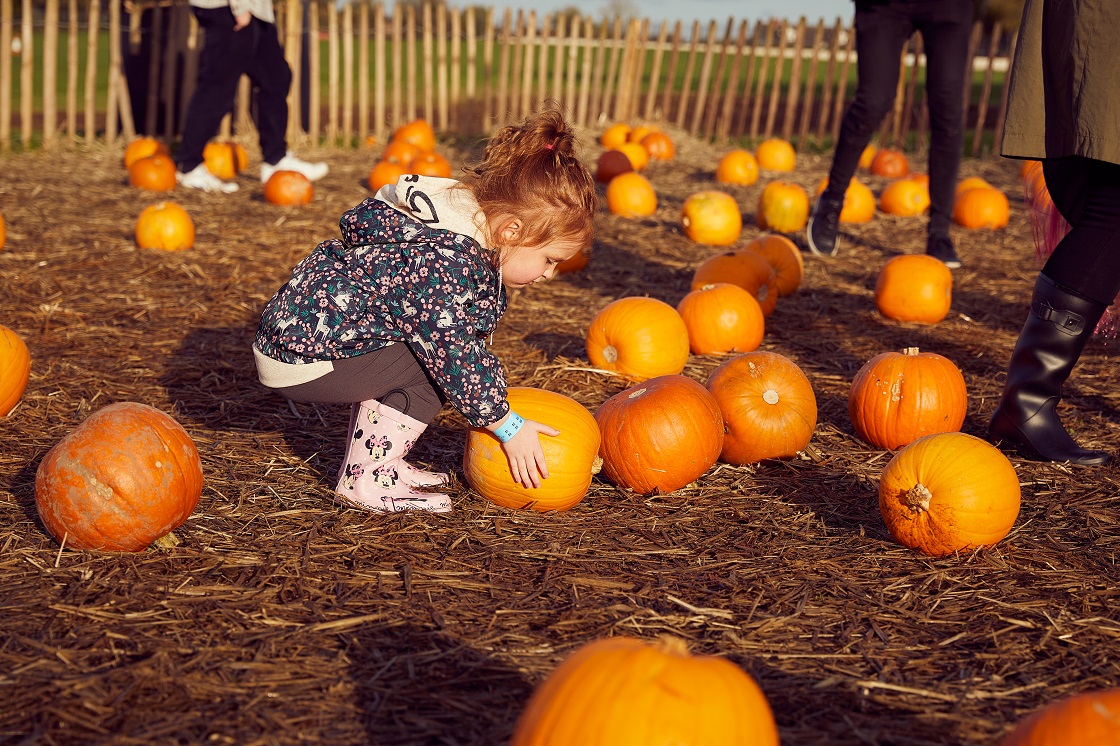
top-left (987, 274), bottom-right (1111, 465)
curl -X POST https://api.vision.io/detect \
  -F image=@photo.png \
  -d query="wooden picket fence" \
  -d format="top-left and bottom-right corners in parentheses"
top-left (0, 0), bottom-right (1013, 156)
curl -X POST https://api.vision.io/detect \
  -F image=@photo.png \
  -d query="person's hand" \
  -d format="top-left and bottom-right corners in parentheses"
top-left (499, 419), bottom-right (559, 488)
top-left (233, 10), bottom-right (251, 30)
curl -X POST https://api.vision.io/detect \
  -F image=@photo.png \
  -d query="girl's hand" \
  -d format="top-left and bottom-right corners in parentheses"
top-left (499, 419), bottom-right (559, 488)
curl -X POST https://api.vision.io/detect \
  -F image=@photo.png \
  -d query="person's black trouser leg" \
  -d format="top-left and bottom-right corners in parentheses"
top-left (243, 20), bottom-right (292, 166)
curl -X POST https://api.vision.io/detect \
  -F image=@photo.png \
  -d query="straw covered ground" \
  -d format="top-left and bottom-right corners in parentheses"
top-left (1, 125), bottom-right (1118, 746)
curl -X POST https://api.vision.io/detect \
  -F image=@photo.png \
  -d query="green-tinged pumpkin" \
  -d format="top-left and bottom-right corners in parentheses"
top-left (463, 387), bottom-right (601, 511)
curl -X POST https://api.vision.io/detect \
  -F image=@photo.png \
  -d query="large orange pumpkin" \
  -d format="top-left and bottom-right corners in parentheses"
top-left (676, 283), bottom-right (765, 355)
top-left (816, 177), bottom-right (876, 223)
top-left (410, 151), bottom-right (453, 178)
top-left (202, 140), bottom-right (248, 180)
top-left (586, 297), bottom-right (690, 381)
top-left (744, 234), bottom-right (803, 296)
top-left (849, 347), bottom-right (968, 450)
top-left (691, 249), bottom-right (779, 317)
top-left (706, 351), bottom-right (818, 464)
top-left (128, 153), bottom-right (176, 191)
top-left (715, 149), bottom-right (760, 186)
top-left (369, 159), bottom-right (408, 192)
top-left (878, 432), bottom-right (1021, 557)
top-left (953, 186), bottom-right (1010, 229)
top-left (879, 177), bottom-right (931, 216)
top-left (595, 150), bottom-right (635, 183)
top-left (123, 136), bottom-right (170, 169)
top-left (606, 172), bottom-right (657, 218)
top-left (595, 375), bottom-right (725, 494)
top-left (755, 138), bottom-right (796, 171)
top-left (870, 148), bottom-right (910, 178)
top-left (875, 254), bottom-right (953, 324)
top-left (510, 635), bottom-right (780, 746)
top-left (1002, 686), bottom-right (1120, 746)
top-left (34, 402), bottom-right (204, 551)
top-left (135, 202), bottom-right (196, 252)
top-left (263, 170), bottom-right (313, 206)
top-left (681, 190), bottom-right (742, 246)
top-left (640, 131), bottom-right (675, 161)
top-left (0, 324), bottom-right (31, 417)
top-left (757, 181), bottom-right (810, 233)
top-left (462, 387), bottom-right (601, 511)
top-left (391, 118), bottom-right (436, 153)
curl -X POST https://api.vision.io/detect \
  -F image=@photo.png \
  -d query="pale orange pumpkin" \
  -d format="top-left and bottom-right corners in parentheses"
top-left (202, 140), bottom-right (248, 180)
top-left (135, 202), bottom-right (196, 252)
top-left (691, 249), bottom-right (779, 317)
top-left (128, 153), bottom-right (177, 192)
top-left (510, 635), bottom-right (780, 746)
top-left (676, 283), bottom-right (765, 355)
top-left (706, 351), bottom-right (818, 464)
top-left (595, 150), bottom-right (635, 184)
top-left (390, 118), bottom-right (436, 153)
top-left (600, 122), bottom-right (631, 150)
top-left (627, 124), bottom-right (656, 144)
top-left (681, 190), bottom-right (742, 246)
top-left (617, 142), bottom-right (650, 172)
top-left (0, 323), bottom-right (31, 417)
top-left (849, 347), bottom-right (968, 450)
top-left (757, 180), bottom-right (810, 233)
top-left (123, 136), bottom-right (170, 169)
top-left (816, 177), bottom-right (876, 223)
top-left (1002, 686), bottom-right (1120, 746)
top-left (263, 170), bottom-right (313, 206)
top-left (595, 375), bottom-right (725, 494)
top-left (870, 148), bottom-right (910, 178)
top-left (410, 151), bottom-right (452, 178)
top-left (953, 186), bottom-right (1010, 229)
top-left (369, 159), bottom-right (408, 192)
top-left (755, 138), bottom-right (796, 171)
top-left (715, 149), bottom-right (760, 186)
top-left (743, 234), bottom-right (804, 296)
top-left (462, 387), bottom-right (601, 511)
top-left (879, 177), bottom-right (931, 216)
top-left (34, 402), bottom-right (204, 551)
top-left (606, 172), bottom-right (657, 218)
top-left (586, 297), bottom-right (690, 381)
top-left (875, 254), bottom-right (953, 324)
top-left (640, 130), bottom-right (675, 161)
top-left (878, 432), bottom-right (1021, 557)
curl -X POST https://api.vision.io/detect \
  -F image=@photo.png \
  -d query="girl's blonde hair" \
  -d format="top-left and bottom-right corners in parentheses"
top-left (460, 105), bottom-right (597, 252)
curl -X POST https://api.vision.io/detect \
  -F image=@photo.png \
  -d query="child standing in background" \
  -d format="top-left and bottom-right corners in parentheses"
top-left (252, 108), bottom-right (597, 513)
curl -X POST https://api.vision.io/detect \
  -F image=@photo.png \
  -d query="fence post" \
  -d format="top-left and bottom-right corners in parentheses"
top-left (674, 20), bottom-right (700, 129)
top-left (992, 26), bottom-right (1016, 155)
top-left (373, 2), bottom-right (385, 140)
top-left (690, 18), bottom-right (722, 137)
top-left (748, 18), bottom-right (775, 139)
top-left (642, 19), bottom-right (669, 120)
top-left (42, 0), bottom-right (59, 145)
top-left (780, 17), bottom-right (807, 142)
top-left (658, 20), bottom-right (682, 125)
top-left (66, 0), bottom-right (77, 142)
top-left (762, 18), bottom-right (789, 139)
top-left (359, 1), bottom-right (370, 141)
top-left (795, 18), bottom-right (824, 149)
top-left (704, 17), bottom-right (736, 138)
top-left (436, 3), bottom-right (448, 130)
top-left (829, 23), bottom-right (855, 145)
top-left (971, 22), bottom-right (1001, 157)
top-left (0, 0), bottom-right (11, 149)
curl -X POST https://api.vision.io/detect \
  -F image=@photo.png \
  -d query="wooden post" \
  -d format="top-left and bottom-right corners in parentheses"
top-left (391, 4), bottom-right (402, 127)
top-left (494, 8), bottom-right (511, 127)
top-left (405, 4), bottom-right (416, 122)
top-left (534, 14), bottom-right (549, 109)
top-left (341, 2), bottom-right (353, 144)
top-left (436, 2), bottom-right (448, 130)
top-left (702, 18), bottom-right (734, 138)
top-left (689, 18), bottom-right (722, 137)
top-left (796, 18), bottom-right (824, 148)
top-left (642, 19), bottom-right (669, 120)
top-left (762, 18), bottom-right (789, 139)
top-left (105, 0), bottom-right (119, 143)
top-left (508, 10), bottom-right (524, 121)
top-left (466, 6), bottom-right (477, 102)
top-left (66, 0), bottom-right (77, 142)
top-left (780, 17), bottom-right (806, 141)
top-left (881, 35), bottom-right (908, 147)
top-left (600, 16), bottom-right (625, 124)
top-left (992, 28), bottom-right (1016, 154)
top-left (551, 14), bottom-right (565, 105)
top-left (830, 22), bottom-right (855, 144)
top-left (716, 20), bottom-right (748, 139)
top-left (482, 7), bottom-right (495, 127)
top-left (575, 16), bottom-right (592, 126)
top-left (748, 18), bottom-right (775, 139)
top-left (327, 3), bottom-right (339, 143)
top-left (519, 10), bottom-right (537, 117)
top-left (815, 16), bottom-right (842, 144)
top-left (613, 18), bottom-right (638, 122)
top-left (628, 18), bottom-right (648, 122)
top-left (898, 32), bottom-right (922, 147)
top-left (0, 0), bottom-right (11, 149)
top-left (971, 22), bottom-right (1001, 156)
top-left (960, 20), bottom-right (982, 129)
top-left (309, 0), bottom-right (320, 141)
top-left (674, 20), bottom-right (701, 129)
top-left (359, 1), bottom-right (370, 141)
top-left (161, 3), bottom-right (182, 142)
top-left (421, 3), bottom-right (433, 125)
top-left (285, 0), bottom-right (302, 142)
top-left (449, 6), bottom-right (460, 129)
top-left (659, 20), bottom-right (682, 124)
top-left (586, 17), bottom-right (606, 124)
top-left (732, 20), bottom-right (762, 138)
top-left (42, 0), bottom-right (59, 145)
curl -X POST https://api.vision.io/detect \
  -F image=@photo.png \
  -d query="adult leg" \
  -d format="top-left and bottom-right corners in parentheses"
top-left (242, 18), bottom-right (292, 167)
top-left (987, 157), bottom-right (1120, 465)
top-left (809, 2), bottom-right (913, 257)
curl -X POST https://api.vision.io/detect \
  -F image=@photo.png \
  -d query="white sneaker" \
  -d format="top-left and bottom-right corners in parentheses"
top-left (176, 163), bottom-right (239, 193)
top-left (261, 152), bottom-right (329, 182)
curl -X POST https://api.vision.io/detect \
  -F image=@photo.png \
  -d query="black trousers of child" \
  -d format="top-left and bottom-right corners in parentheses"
top-left (825, 0), bottom-right (973, 238)
top-left (274, 343), bottom-right (445, 423)
top-left (176, 9), bottom-right (292, 174)
top-left (1041, 157), bottom-right (1120, 305)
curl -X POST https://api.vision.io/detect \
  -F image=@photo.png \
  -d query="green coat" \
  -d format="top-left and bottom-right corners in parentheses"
top-left (1001, 0), bottom-right (1120, 165)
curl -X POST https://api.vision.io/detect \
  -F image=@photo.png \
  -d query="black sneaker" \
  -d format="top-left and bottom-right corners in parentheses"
top-left (926, 233), bottom-right (962, 269)
top-left (807, 194), bottom-right (844, 257)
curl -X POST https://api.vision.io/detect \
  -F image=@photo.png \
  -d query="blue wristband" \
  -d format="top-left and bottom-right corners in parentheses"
top-left (494, 411), bottom-right (525, 443)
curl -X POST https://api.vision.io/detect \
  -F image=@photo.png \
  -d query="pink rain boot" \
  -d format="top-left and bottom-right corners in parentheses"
top-left (341, 402), bottom-right (449, 488)
top-left (334, 400), bottom-right (452, 513)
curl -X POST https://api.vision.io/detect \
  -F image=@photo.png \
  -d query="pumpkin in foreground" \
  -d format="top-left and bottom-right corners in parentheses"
top-left (510, 635), bottom-right (780, 746)
top-left (1002, 685), bottom-right (1120, 746)
top-left (0, 323), bottom-right (31, 416)
top-left (595, 375), bottom-right (724, 494)
top-left (35, 402), bottom-right (204, 551)
top-left (878, 432), bottom-right (1020, 557)
top-left (586, 296), bottom-right (690, 381)
top-left (463, 387), bottom-right (601, 511)
top-left (849, 347), bottom-right (967, 450)
top-left (875, 254), bottom-right (953, 324)
top-left (707, 351), bottom-right (817, 464)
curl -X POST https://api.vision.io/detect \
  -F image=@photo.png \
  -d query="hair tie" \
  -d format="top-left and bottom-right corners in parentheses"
top-left (545, 143), bottom-right (555, 151)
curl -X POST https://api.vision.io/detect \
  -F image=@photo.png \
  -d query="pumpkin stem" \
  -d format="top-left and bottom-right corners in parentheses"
top-left (903, 347), bottom-right (920, 356)
top-left (904, 483), bottom-right (933, 513)
top-left (654, 634), bottom-right (691, 657)
top-left (762, 389), bottom-right (779, 405)
top-left (591, 456), bottom-right (603, 475)
top-left (602, 345), bottom-right (618, 363)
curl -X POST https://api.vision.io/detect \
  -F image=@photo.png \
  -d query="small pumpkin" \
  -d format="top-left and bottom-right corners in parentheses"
top-left (391, 118), bottom-right (436, 153)
top-left (743, 234), bottom-right (803, 296)
top-left (410, 151), bottom-right (452, 178)
top-left (870, 148), bottom-right (910, 178)
top-left (715, 149), bottom-right (760, 186)
top-left (0, 324), bottom-right (31, 417)
top-left (263, 170), bottom-right (313, 206)
top-left (816, 177), bottom-right (876, 223)
top-left (128, 153), bottom-right (177, 192)
top-left (849, 347), bottom-right (968, 450)
top-left (123, 136), bottom-right (170, 170)
top-left (586, 296), bottom-right (690, 381)
top-left (681, 190), bottom-right (742, 246)
top-left (955, 176), bottom-right (993, 197)
top-left (878, 432), bottom-right (1021, 557)
top-left (627, 124), bottom-right (656, 144)
top-left (600, 122), bottom-right (631, 150)
top-left (369, 159), bottom-right (408, 192)
top-left (640, 130), bottom-right (675, 161)
top-left (34, 402), bottom-right (204, 551)
top-left (676, 283), bottom-right (765, 355)
top-left (510, 635), bottom-right (780, 746)
top-left (1002, 686), bottom-right (1120, 746)
top-left (606, 172), bottom-right (657, 218)
top-left (382, 139), bottom-right (421, 167)
top-left (202, 140), bottom-right (248, 180)
top-left (595, 375), bottom-right (725, 494)
top-left (879, 177), bottom-right (931, 217)
top-left (875, 254), bottom-right (953, 324)
top-left (706, 351), bottom-right (818, 465)
top-left (555, 249), bottom-right (589, 274)
top-left (953, 186), bottom-right (1010, 229)
top-left (617, 142), bottom-right (650, 172)
top-left (858, 144), bottom-right (877, 170)
top-left (462, 387), bottom-right (601, 511)
top-left (691, 249), bottom-right (779, 317)
top-left (595, 150), bottom-right (635, 183)
top-left (135, 202), bottom-right (196, 252)
top-left (757, 180), bottom-right (810, 233)
top-left (755, 137), bottom-right (796, 172)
